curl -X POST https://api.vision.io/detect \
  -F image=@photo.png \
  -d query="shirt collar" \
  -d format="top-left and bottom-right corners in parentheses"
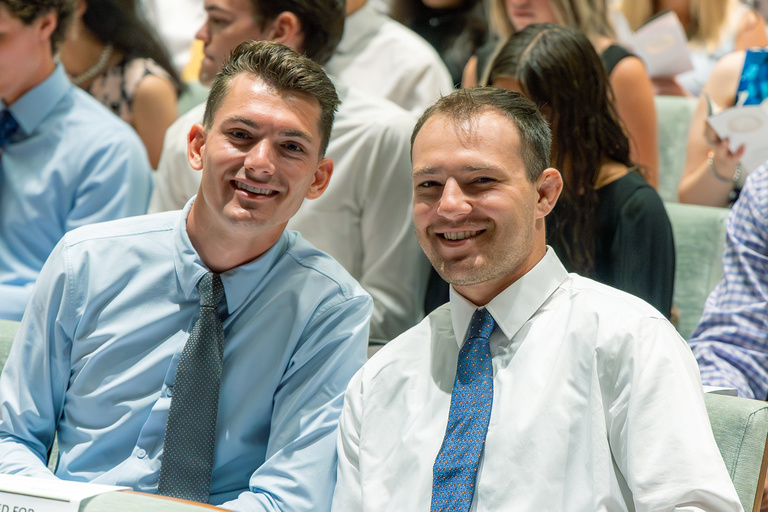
top-left (3, 63), bottom-right (70, 136)
top-left (334, 1), bottom-right (380, 56)
top-left (450, 248), bottom-right (569, 347)
top-left (172, 197), bottom-right (290, 314)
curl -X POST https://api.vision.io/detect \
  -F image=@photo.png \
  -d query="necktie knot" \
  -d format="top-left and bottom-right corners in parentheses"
top-left (197, 273), bottom-right (225, 309)
top-left (467, 308), bottom-right (494, 341)
top-left (0, 110), bottom-right (19, 149)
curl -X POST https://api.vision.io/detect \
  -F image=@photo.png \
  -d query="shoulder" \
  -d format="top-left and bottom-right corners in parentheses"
top-left (62, 88), bottom-right (142, 144)
top-left (331, 87), bottom-right (416, 149)
top-left (281, 231), bottom-right (372, 303)
top-left (62, 211), bottom-right (178, 249)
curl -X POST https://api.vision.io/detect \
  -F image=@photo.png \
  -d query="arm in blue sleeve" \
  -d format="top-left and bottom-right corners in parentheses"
top-left (0, 240), bottom-right (74, 477)
top-left (219, 294), bottom-right (372, 512)
top-left (66, 132), bottom-right (153, 231)
top-left (688, 166), bottom-right (768, 399)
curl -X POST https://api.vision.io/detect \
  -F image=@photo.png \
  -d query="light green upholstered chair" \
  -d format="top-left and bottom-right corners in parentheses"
top-left (705, 393), bottom-right (768, 512)
top-left (656, 95), bottom-right (698, 203)
top-left (0, 319), bottom-right (19, 371)
top-left (665, 202), bottom-right (730, 339)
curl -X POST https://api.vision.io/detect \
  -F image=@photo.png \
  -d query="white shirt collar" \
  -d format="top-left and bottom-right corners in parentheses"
top-left (449, 248), bottom-right (569, 347)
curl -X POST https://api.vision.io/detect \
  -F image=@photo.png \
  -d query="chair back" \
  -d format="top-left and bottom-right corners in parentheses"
top-left (656, 95), bottom-right (698, 203)
top-left (705, 393), bottom-right (768, 512)
top-left (665, 202), bottom-right (730, 339)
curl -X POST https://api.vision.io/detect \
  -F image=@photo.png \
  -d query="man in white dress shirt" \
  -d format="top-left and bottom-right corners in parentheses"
top-left (149, 0), bottom-right (429, 343)
top-left (332, 88), bottom-right (743, 511)
top-left (324, 0), bottom-right (453, 115)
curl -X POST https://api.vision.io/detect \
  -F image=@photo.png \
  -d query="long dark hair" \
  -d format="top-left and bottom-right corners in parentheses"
top-left (489, 23), bottom-right (632, 276)
top-left (82, 0), bottom-right (183, 95)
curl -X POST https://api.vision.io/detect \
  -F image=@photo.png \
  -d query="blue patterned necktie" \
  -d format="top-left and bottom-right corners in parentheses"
top-left (0, 110), bottom-right (18, 149)
top-left (432, 308), bottom-right (496, 512)
top-left (157, 272), bottom-right (226, 503)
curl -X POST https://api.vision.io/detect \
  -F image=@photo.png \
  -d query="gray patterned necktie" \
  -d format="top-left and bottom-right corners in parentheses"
top-left (157, 272), bottom-right (226, 503)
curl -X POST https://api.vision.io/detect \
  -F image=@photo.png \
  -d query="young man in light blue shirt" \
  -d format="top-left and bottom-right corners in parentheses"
top-left (0, 0), bottom-right (153, 321)
top-left (0, 40), bottom-right (372, 511)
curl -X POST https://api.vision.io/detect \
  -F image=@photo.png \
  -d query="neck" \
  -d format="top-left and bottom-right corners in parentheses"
top-left (186, 200), bottom-right (283, 274)
top-left (347, 0), bottom-right (366, 15)
top-left (4, 57), bottom-right (56, 106)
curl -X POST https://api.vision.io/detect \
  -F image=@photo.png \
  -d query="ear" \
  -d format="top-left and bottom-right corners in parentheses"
top-left (305, 157), bottom-right (334, 200)
top-left (37, 11), bottom-right (58, 43)
top-left (187, 123), bottom-right (207, 172)
top-left (266, 12), bottom-right (304, 52)
top-left (75, 0), bottom-right (88, 17)
top-left (534, 168), bottom-right (562, 219)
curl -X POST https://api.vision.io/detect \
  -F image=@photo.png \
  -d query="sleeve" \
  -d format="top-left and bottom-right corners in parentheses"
top-left (688, 165), bottom-right (768, 399)
top-left (148, 111), bottom-right (203, 213)
top-left (612, 186), bottom-right (675, 318)
top-left (603, 317), bottom-right (744, 511)
top-left (219, 294), bottom-right (372, 512)
top-left (330, 370), bottom-right (364, 512)
top-left (0, 240), bottom-right (75, 478)
top-left (66, 131), bottom-right (153, 231)
top-left (359, 116), bottom-right (432, 342)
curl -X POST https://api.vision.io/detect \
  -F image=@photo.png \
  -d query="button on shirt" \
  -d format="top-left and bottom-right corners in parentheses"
top-left (149, 81), bottom-right (430, 342)
top-left (689, 162), bottom-right (768, 399)
top-left (0, 63), bottom-right (152, 321)
top-left (0, 199), bottom-right (372, 511)
top-left (333, 249), bottom-right (742, 512)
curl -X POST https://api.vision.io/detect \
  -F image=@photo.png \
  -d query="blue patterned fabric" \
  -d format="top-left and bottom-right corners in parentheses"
top-left (737, 48), bottom-right (768, 105)
top-left (688, 162), bottom-right (768, 399)
top-left (431, 308), bottom-right (495, 512)
top-left (0, 110), bottom-right (18, 149)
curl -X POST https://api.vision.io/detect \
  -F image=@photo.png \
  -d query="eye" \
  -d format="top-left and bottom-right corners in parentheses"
top-left (228, 130), bottom-right (250, 140)
top-left (416, 180), bottom-right (441, 189)
top-left (283, 142), bottom-right (303, 152)
top-left (474, 176), bottom-right (496, 184)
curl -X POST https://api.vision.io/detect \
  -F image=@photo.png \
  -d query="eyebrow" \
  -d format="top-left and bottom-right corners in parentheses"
top-left (223, 116), bottom-right (315, 144)
top-left (412, 164), bottom-right (500, 177)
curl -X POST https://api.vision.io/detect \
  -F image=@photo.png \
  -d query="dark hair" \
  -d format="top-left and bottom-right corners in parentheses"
top-left (204, 40), bottom-right (340, 156)
top-left (0, 0), bottom-right (75, 52)
top-left (490, 23), bottom-right (632, 276)
top-left (411, 87), bottom-right (551, 182)
top-left (248, 0), bottom-right (344, 65)
top-left (80, 0), bottom-right (183, 95)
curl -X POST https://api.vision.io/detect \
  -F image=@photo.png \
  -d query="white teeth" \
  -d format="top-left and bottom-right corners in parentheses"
top-left (236, 182), bottom-right (275, 195)
top-left (443, 230), bottom-right (480, 240)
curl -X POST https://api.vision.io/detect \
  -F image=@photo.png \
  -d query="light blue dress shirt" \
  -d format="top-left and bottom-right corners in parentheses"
top-left (0, 63), bottom-right (152, 321)
top-left (0, 200), bottom-right (372, 511)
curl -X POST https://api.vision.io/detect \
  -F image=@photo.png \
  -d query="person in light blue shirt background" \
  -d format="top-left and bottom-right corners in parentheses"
top-left (0, 0), bottom-right (153, 321)
top-left (0, 39), bottom-right (372, 511)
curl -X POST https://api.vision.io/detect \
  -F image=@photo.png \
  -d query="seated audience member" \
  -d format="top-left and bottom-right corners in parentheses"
top-left (150, 0), bottom-right (430, 343)
top-left (332, 87), bottom-right (741, 511)
top-left (490, 24), bottom-right (674, 318)
top-left (464, 0), bottom-right (659, 188)
top-left (386, 0), bottom-right (488, 88)
top-left (324, 0), bottom-right (454, 114)
top-left (59, 0), bottom-right (184, 168)
top-left (688, 161), bottom-right (768, 400)
top-left (679, 47), bottom-right (768, 207)
top-left (0, 0), bottom-right (152, 322)
top-left (619, 0), bottom-right (767, 97)
top-left (0, 40), bottom-right (372, 510)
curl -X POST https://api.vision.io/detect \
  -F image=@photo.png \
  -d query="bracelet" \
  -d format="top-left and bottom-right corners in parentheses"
top-left (707, 151), bottom-right (743, 184)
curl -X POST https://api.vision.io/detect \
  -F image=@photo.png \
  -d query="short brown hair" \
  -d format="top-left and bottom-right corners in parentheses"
top-left (411, 87), bottom-right (551, 182)
top-left (203, 40), bottom-right (340, 156)
top-left (0, 0), bottom-right (75, 53)
top-left (247, 0), bottom-right (344, 65)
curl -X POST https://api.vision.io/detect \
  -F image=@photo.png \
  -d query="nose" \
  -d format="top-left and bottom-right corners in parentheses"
top-left (243, 140), bottom-right (277, 177)
top-left (436, 178), bottom-right (471, 220)
top-left (195, 21), bottom-right (209, 44)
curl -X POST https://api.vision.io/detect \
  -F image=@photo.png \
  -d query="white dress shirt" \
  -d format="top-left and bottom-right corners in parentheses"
top-left (149, 80), bottom-right (430, 342)
top-left (325, 1), bottom-right (453, 115)
top-left (333, 249), bottom-right (743, 512)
